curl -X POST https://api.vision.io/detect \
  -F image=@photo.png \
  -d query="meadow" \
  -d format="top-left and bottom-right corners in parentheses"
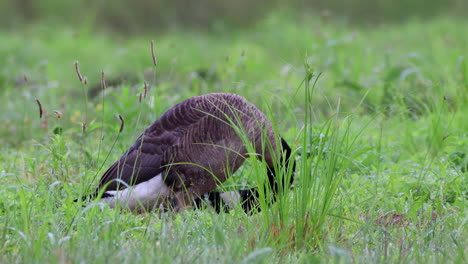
top-left (0, 13), bottom-right (467, 263)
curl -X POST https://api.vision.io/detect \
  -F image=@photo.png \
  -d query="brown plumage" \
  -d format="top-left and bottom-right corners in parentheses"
top-left (86, 93), bottom-right (294, 212)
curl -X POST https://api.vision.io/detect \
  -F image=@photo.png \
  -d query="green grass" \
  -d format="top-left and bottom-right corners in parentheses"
top-left (0, 13), bottom-right (467, 263)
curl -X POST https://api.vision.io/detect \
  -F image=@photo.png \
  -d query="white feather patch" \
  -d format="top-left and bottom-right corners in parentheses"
top-left (220, 191), bottom-right (241, 209)
top-left (101, 173), bottom-right (170, 210)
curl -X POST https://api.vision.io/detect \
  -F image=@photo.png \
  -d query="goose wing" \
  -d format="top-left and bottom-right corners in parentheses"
top-left (96, 134), bottom-right (168, 192)
top-left (96, 94), bottom-right (231, 193)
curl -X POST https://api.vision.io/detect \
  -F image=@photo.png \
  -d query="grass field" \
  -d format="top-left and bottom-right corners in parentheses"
top-left (0, 13), bottom-right (467, 263)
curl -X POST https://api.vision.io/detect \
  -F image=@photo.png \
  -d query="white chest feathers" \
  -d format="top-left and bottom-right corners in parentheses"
top-left (101, 173), bottom-right (171, 210)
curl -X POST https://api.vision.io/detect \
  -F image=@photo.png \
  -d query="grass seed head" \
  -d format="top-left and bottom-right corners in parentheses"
top-left (101, 71), bottom-right (106, 90)
top-left (74, 61), bottom-right (84, 83)
top-left (35, 98), bottom-right (43, 118)
top-left (150, 40), bottom-right (157, 66)
top-left (117, 114), bottom-right (125, 133)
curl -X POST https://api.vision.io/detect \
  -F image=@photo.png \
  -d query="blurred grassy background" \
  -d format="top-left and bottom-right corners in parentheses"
top-left (1, 0), bottom-right (467, 33)
top-left (1, 0), bottom-right (467, 148)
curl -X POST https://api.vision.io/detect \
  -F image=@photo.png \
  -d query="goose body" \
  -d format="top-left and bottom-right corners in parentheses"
top-left (90, 93), bottom-right (293, 212)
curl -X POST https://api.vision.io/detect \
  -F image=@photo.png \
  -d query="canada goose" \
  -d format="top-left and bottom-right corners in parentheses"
top-left (82, 93), bottom-right (294, 212)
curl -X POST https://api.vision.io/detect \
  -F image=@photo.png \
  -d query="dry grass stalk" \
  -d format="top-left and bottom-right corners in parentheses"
top-left (150, 40), bottom-right (157, 66)
top-left (101, 71), bottom-right (106, 90)
top-left (35, 98), bottom-right (43, 118)
top-left (73, 61), bottom-right (84, 83)
top-left (117, 114), bottom-right (125, 133)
